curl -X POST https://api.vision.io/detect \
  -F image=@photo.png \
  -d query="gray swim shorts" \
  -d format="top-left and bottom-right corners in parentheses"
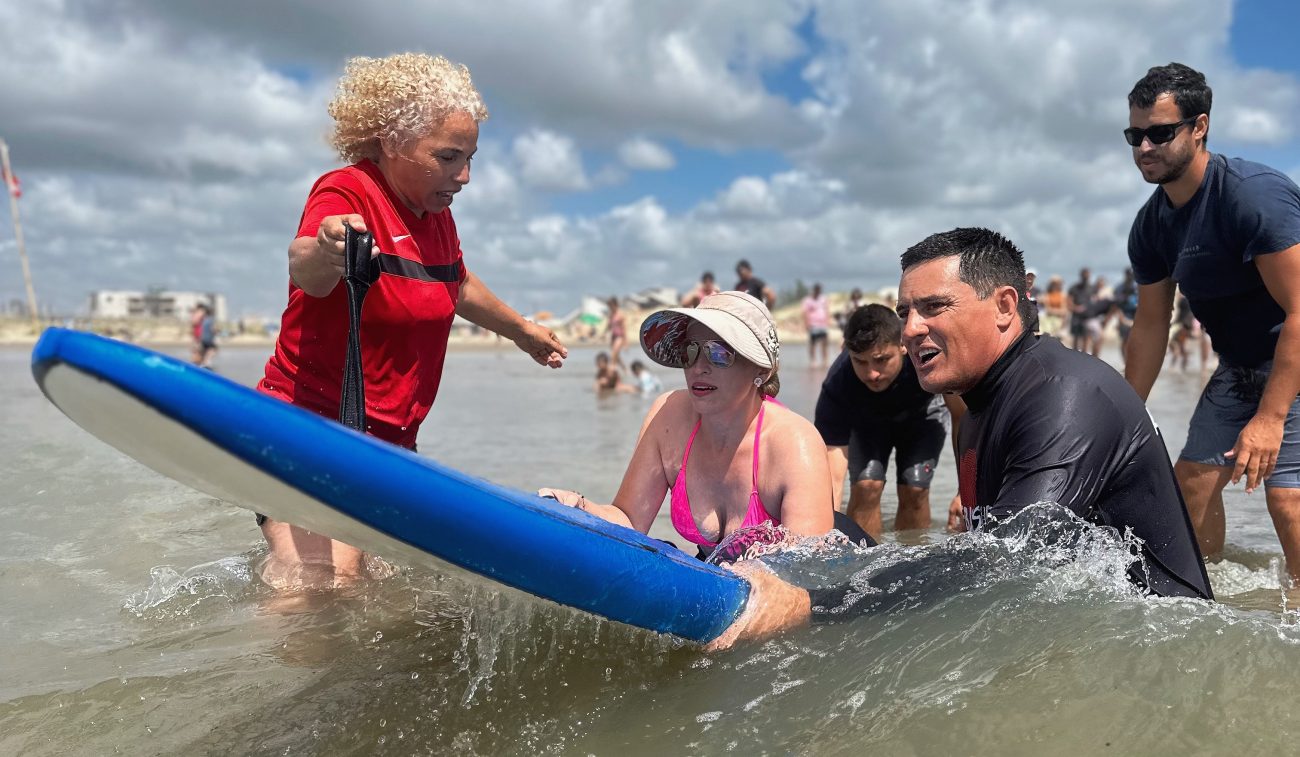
top-left (1180, 361), bottom-right (1300, 489)
top-left (848, 395), bottom-right (949, 489)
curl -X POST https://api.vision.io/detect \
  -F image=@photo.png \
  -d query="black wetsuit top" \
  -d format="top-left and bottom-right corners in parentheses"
top-left (953, 334), bottom-right (1211, 599)
top-left (808, 333), bottom-right (1212, 616)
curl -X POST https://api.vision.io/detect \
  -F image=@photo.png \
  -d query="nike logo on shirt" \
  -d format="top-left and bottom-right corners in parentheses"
top-left (392, 234), bottom-right (412, 243)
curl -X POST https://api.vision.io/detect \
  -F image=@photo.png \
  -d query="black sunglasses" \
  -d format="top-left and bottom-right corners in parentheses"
top-left (1123, 116), bottom-right (1198, 147)
top-left (681, 340), bottom-right (736, 368)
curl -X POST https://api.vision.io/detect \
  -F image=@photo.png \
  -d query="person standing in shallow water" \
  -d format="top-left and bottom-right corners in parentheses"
top-left (190, 303), bottom-right (217, 368)
top-left (1122, 62), bottom-right (1300, 579)
top-left (706, 228), bottom-right (1211, 651)
top-left (256, 53), bottom-right (567, 589)
top-left (605, 296), bottom-right (627, 368)
top-left (734, 259), bottom-right (776, 310)
top-left (814, 304), bottom-right (964, 540)
top-left (801, 283), bottom-right (831, 368)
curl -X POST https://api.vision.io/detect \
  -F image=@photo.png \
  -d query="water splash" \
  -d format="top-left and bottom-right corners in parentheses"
top-left (123, 554), bottom-right (260, 619)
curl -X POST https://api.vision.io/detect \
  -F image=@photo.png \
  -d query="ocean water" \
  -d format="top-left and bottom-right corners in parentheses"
top-left (2, 339), bottom-right (1298, 755)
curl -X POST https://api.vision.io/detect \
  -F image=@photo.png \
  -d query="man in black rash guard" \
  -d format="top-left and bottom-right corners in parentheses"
top-left (706, 227), bottom-right (1212, 651)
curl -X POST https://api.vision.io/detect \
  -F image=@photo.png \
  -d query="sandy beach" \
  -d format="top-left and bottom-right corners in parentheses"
top-left (0, 298), bottom-right (850, 351)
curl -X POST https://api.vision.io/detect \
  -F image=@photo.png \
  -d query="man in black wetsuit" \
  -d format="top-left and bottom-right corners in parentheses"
top-left (815, 304), bottom-right (963, 538)
top-left (707, 227), bottom-right (1212, 650)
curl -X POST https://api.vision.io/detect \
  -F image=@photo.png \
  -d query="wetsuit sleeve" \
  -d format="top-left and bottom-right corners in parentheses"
top-left (985, 377), bottom-right (1120, 522)
top-left (1228, 172), bottom-right (1300, 261)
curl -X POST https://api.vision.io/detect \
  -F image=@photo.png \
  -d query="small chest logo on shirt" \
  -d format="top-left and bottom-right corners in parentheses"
top-left (392, 234), bottom-right (412, 243)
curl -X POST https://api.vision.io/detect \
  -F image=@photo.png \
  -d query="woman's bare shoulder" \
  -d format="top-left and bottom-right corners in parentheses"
top-left (762, 402), bottom-right (825, 451)
top-left (637, 389), bottom-right (693, 440)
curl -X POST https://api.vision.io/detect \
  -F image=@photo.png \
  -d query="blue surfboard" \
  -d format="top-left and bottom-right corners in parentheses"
top-left (31, 328), bottom-right (748, 642)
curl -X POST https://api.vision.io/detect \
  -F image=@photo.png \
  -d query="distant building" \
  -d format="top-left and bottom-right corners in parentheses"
top-left (89, 290), bottom-right (227, 321)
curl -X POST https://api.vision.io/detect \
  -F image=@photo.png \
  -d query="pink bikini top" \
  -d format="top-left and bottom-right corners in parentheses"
top-left (670, 398), bottom-right (780, 546)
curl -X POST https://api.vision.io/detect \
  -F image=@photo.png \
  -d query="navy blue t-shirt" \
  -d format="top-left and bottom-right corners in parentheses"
top-left (1128, 154), bottom-right (1300, 368)
top-left (814, 351), bottom-right (936, 447)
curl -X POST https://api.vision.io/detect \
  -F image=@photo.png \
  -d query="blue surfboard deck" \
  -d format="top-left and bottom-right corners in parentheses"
top-left (31, 328), bottom-right (748, 642)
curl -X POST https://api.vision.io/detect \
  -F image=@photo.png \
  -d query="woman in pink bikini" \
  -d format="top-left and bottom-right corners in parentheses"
top-left (541, 291), bottom-right (858, 559)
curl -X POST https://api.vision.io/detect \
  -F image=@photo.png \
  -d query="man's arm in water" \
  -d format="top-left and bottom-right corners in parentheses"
top-left (704, 561), bottom-right (813, 651)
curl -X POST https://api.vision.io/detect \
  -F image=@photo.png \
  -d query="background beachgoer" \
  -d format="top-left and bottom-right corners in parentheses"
top-left (593, 351), bottom-right (624, 394)
top-left (1109, 267), bottom-right (1140, 360)
top-left (605, 296), bottom-right (627, 368)
top-left (681, 271), bottom-right (721, 307)
top-left (1066, 267), bottom-right (1096, 353)
top-left (733, 259), bottom-right (776, 309)
top-left (836, 287), bottom-right (867, 332)
top-left (801, 282), bottom-right (831, 368)
top-left (190, 303), bottom-right (217, 368)
top-left (1040, 275), bottom-right (1068, 338)
top-left (629, 360), bottom-right (663, 395)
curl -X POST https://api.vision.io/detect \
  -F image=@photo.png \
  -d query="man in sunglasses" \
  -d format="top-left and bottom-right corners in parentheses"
top-left (1123, 62), bottom-right (1300, 580)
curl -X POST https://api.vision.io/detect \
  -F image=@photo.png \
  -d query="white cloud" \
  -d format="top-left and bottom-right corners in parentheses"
top-left (617, 138), bottom-right (676, 170)
top-left (2, 0), bottom-right (1299, 321)
top-left (512, 129), bottom-right (591, 192)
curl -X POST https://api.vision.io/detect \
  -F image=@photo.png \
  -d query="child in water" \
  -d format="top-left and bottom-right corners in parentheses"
top-left (593, 352), bottom-right (623, 394)
top-left (629, 360), bottom-right (663, 395)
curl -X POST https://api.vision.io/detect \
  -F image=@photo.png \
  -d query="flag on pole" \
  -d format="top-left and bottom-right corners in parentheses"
top-left (1, 166), bottom-right (19, 198)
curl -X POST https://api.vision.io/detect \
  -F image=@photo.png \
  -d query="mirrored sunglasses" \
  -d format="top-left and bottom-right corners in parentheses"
top-left (681, 340), bottom-right (736, 369)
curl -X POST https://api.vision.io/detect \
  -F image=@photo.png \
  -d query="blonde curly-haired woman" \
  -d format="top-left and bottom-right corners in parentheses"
top-left (257, 53), bottom-right (568, 588)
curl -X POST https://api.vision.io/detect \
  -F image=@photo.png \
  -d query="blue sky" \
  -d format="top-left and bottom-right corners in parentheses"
top-left (1227, 0), bottom-right (1300, 170)
top-left (2, 0), bottom-right (1299, 318)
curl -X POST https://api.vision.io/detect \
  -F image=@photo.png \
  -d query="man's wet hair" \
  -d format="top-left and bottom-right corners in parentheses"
top-left (844, 304), bottom-right (902, 353)
top-left (630, 360), bottom-right (645, 373)
top-left (899, 227), bottom-right (1033, 329)
top-left (1128, 62), bottom-right (1212, 145)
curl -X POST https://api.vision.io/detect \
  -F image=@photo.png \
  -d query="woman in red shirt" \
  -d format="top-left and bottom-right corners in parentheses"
top-left (258, 53), bottom-right (568, 588)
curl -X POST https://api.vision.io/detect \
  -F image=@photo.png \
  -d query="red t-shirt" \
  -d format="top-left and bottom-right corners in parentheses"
top-left (259, 160), bottom-right (465, 448)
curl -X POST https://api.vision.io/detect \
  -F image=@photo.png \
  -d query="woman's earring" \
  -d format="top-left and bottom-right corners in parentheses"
top-left (754, 376), bottom-right (764, 387)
